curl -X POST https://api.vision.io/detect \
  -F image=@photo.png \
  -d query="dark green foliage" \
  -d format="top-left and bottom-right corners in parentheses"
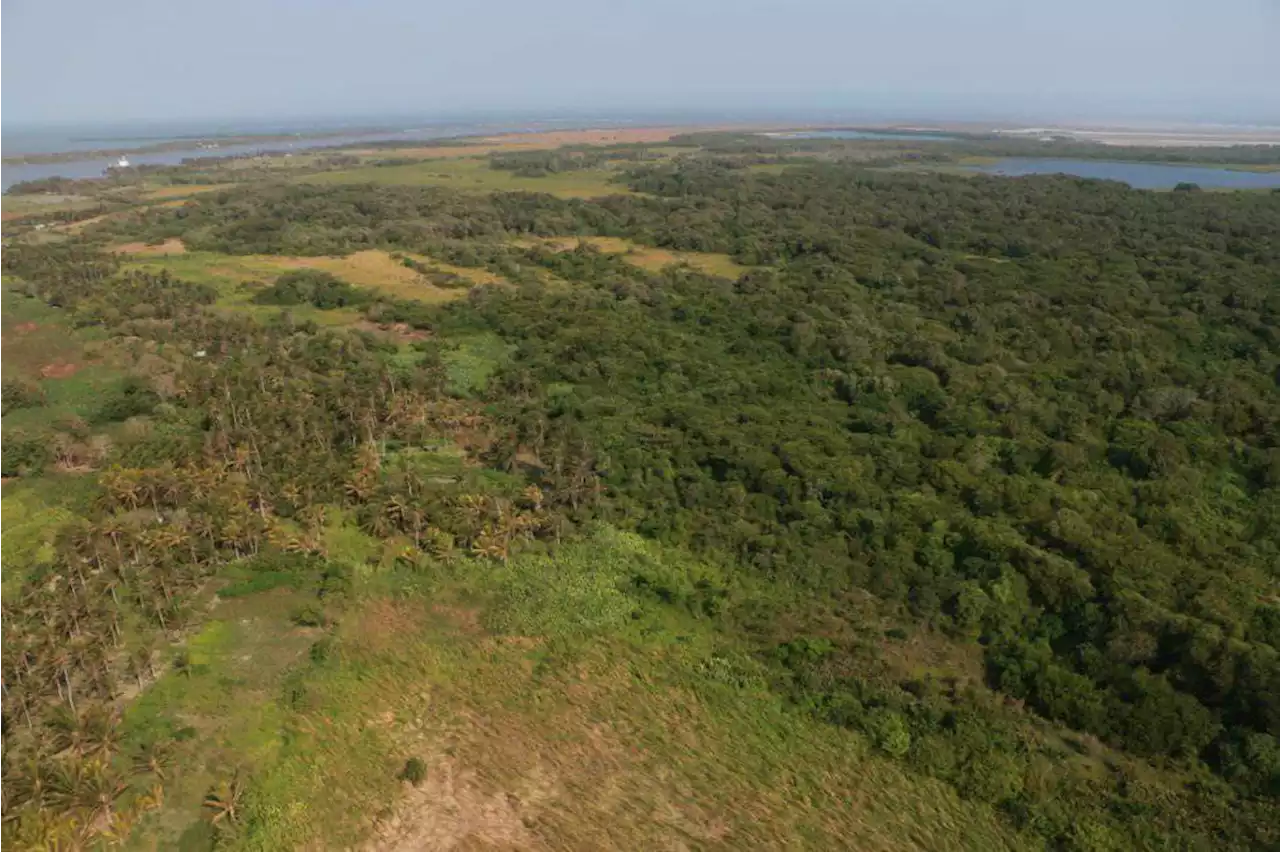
top-left (91, 376), bottom-right (160, 424)
top-left (0, 429), bottom-right (52, 476)
top-left (290, 602), bottom-right (327, 627)
top-left (2, 378), bottom-right (46, 412)
top-left (9, 148), bottom-right (1280, 849)
top-left (399, 757), bottom-right (427, 786)
top-left (433, 162), bottom-right (1280, 810)
top-left (489, 146), bottom-right (653, 177)
top-left (253, 269), bottom-right (371, 310)
top-left (366, 297), bottom-right (435, 329)
top-left (219, 553), bottom-right (349, 601)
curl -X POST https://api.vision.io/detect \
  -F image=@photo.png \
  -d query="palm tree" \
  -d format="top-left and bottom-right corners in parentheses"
top-left (202, 774), bottom-right (246, 832)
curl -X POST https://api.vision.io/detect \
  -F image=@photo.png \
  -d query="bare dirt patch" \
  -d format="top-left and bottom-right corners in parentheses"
top-left (351, 598), bottom-right (430, 655)
top-left (366, 758), bottom-right (553, 852)
top-left (13, 322), bottom-right (40, 334)
top-left (112, 238), bottom-right (187, 256)
top-left (39, 361), bottom-right (80, 379)
top-left (429, 604), bottom-right (484, 634)
top-left (355, 320), bottom-right (432, 343)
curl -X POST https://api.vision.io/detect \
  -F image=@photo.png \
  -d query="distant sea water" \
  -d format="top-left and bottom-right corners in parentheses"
top-left (1, 116), bottom-right (635, 191)
top-left (969, 158), bottom-right (1280, 190)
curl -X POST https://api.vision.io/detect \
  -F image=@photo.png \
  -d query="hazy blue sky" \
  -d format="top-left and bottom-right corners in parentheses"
top-left (4, 0), bottom-right (1278, 126)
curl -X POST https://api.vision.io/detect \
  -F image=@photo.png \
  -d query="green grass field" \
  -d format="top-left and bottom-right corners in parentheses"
top-left (1, 193), bottom-right (103, 221)
top-left (122, 527), bottom-right (1032, 852)
top-left (299, 157), bottom-right (630, 197)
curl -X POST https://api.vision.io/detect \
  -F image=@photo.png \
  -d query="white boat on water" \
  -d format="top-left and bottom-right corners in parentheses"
top-left (115, 155), bottom-right (130, 168)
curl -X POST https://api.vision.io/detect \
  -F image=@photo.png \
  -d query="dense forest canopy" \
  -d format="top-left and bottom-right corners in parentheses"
top-left (3, 140), bottom-right (1279, 849)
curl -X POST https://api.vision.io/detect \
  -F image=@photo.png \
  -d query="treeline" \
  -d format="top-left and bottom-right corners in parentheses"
top-left (671, 129), bottom-right (1280, 166)
top-left (488, 146), bottom-right (658, 177)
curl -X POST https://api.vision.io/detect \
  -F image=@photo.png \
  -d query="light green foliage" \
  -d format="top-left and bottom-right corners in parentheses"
top-left (867, 708), bottom-right (912, 758)
top-left (442, 332), bottom-right (513, 396)
top-left (0, 489), bottom-right (73, 600)
top-left (120, 599), bottom-right (313, 849)
top-left (485, 535), bottom-right (637, 638)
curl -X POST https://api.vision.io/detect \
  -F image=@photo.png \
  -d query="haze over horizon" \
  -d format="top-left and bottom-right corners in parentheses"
top-left (4, 0), bottom-right (1279, 129)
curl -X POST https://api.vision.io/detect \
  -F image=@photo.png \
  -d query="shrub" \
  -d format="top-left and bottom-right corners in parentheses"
top-left (290, 602), bottom-right (327, 627)
top-left (2, 378), bottom-right (46, 412)
top-left (1, 430), bottom-right (52, 476)
top-left (399, 757), bottom-right (428, 786)
top-left (254, 270), bottom-right (372, 310)
top-left (92, 376), bottom-right (160, 424)
top-left (866, 708), bottom-right (912, 758)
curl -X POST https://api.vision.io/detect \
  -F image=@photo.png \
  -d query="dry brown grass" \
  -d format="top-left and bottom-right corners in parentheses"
top-left (348, 631), bottom-right (1028, 852)
top-left (141, 184), bottom-right (236, 200)
top-left (266, 250), bottom-right (471, 303)
top-left (521, 236), bottom-right (750, 278)
top-left (120, 249), bottom-right (485, 314)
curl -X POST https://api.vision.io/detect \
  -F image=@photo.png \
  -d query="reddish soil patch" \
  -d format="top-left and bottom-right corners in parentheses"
top-left (351, 598), bottom-right (429, 654)
top-left (39, 361), bottom-right (79, 379)
top-left (13, 322), bottom-right (40, 334)
top-left (112, 238), bottom-right (187, 256)
top-left (54, 213), bottom-right (112, 234)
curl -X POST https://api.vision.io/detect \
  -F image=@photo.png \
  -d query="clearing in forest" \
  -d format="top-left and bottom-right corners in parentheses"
top-left (298, 157), bottom-right (628, 198)
top-left (113, 238), bottom-right (188, 256)
top-left (519, 235), bottom-right (751, 278)
top-left (141, 183), bottom-right (238, 200)
top-left (120, 248), bottom-right (487, 311)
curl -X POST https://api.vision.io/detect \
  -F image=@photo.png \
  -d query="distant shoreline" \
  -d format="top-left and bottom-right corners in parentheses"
top-left (8, 119), bottom-right (1279, 166)
top-left (2, 129), bottom-right (398, 164)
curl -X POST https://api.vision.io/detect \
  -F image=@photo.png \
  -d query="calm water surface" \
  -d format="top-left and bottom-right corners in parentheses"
top-left (1, 126), bottom-right (505, 191)
top-left (971, 158), bottom-right (1280, 190)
